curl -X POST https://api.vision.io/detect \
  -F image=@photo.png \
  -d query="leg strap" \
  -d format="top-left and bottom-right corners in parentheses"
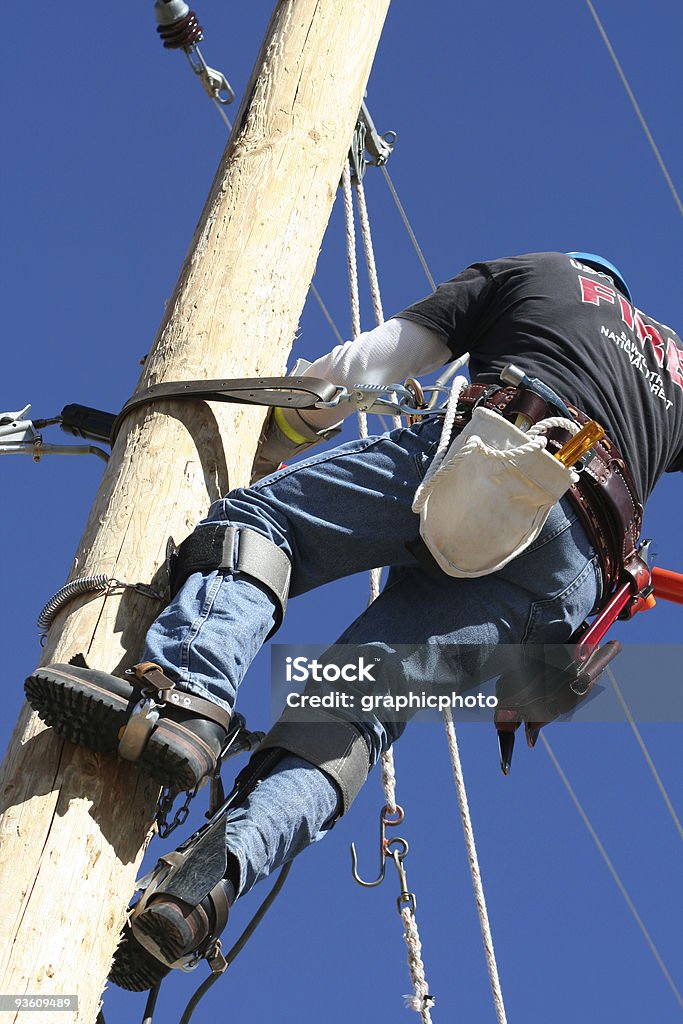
top-left (169, 525), bottom-right (291, 638)
top-left (256, 709), bottom-right (370, 816)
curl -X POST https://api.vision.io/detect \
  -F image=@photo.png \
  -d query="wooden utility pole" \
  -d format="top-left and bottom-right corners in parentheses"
top-left (0, 2), bottom-right (390, 1019)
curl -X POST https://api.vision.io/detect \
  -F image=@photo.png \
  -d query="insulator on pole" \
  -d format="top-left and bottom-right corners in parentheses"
top-left (152, 0), bottom-right (234, 107)
top-left (154, 0), bottom-right (203, 50)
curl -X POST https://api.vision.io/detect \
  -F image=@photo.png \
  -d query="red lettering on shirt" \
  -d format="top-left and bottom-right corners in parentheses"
top-left (635, 312), bottom-right (665, 366)
top-left (618, 294), bottom-right (634, 330)
top-left (665, 338), bottom-right (683, 391)
top-left (579, 276), bottom-right (615, 306)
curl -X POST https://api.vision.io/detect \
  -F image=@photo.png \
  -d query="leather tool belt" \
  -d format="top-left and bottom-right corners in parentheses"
top-left (451, 382), bottom-right (645, 603)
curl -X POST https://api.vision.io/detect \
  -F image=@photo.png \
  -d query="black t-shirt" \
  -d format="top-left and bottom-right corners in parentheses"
top-left (396, 252), bottom-right (683, 503)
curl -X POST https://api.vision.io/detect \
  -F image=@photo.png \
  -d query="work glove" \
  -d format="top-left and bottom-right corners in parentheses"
top-left (250, 406), bottom-right (342, 484)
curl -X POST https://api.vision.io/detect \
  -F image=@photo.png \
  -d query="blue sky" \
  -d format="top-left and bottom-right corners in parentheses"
top-left (2, 2), bottom-right (682, 1022)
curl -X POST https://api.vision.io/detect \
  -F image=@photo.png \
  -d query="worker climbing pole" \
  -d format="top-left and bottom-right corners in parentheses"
top-left (0, 3), bottom-right (391, 1019)
top-left (3, 4), bottom-right (683, 1023)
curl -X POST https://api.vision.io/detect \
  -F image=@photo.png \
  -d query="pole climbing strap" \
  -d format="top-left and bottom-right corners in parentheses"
top-left (110, 376), bottom-right (340, 445)
top-left (257, 709), bottom-right (371, 815)
top-left (169, 525), bottom-right (291, 638)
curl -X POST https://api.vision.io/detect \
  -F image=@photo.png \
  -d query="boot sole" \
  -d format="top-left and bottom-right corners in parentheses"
top-left (25, 668), bottom-right (217, 793)
top-left (110, 901), bottom-right (211, 991)
top-left (109, 923), bottom-right (170, 992)
top-left (134, 900), bottom-right (209, 963)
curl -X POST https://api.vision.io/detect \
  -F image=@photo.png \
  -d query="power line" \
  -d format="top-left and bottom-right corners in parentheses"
top-left (584, 0), bottom-right (683, 218)
top-left (309, 283), bottom-right (345, 345)
top-left (541, 733), bottom-right (683, 1011)
top-left (607, 667), bottom-right (683, 842)
top-left (381, 166), bottom-right (437, 291)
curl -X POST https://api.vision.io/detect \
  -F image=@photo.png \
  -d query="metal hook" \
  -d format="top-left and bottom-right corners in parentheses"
top-left (184, 45), bottom-right (235, 104)
top-left (350, 804), bottom-right (405, 888)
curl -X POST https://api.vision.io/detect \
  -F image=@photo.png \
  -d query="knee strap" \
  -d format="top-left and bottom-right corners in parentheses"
top-left (256, 709), bottom-right (371, 816)
top-left (169, 525), bottom-right (291, 638)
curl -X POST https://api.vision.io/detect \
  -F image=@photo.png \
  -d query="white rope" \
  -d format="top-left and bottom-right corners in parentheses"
top-left (584, 0), bottom-right (683, 218)
top-left (343, 158), bottom-right (433, 1012)
top-left (355, 177), bottom-right (385, 326)
top-left (342, 160), bottom-right (379, 602)
top-left (412, 374), bottom-right (469, 513)
top-left (541, 733), bottom-right (683, 1010)
top-left (379, 749), bottom-right (398, 816)
top-left (401, 906), bottom-right (435, 1023)
top-left (413, 406), bottom-right (579, 515)
top-left (443, 713), bottom-right (508, 1024)
top-left (341, 161), bottom-right (362, 341)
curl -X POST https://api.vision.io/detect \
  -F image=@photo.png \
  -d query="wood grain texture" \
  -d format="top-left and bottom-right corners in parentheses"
top-left (0, 2), bottom-right (390, 1019)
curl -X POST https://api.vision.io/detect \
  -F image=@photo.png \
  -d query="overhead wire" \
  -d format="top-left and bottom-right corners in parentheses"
top-left (584, 0), bottom-right (683, 218)
top-left (606, 666), bottom-right (683, 842)
top-left (381, 166), bottom-right (437, 291)
top-left (541, 733), bottom-right (683, 1012)
top-left (309, 283), bottom-right (345, 345)
top-left (212, 101), bottom-right (232, 132)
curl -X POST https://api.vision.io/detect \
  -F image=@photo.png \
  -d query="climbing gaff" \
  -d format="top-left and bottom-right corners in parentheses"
top-left (350, 804), bottom-right (406, 888)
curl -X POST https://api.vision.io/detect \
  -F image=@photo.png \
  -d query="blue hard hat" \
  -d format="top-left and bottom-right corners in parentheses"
top-left (566, 252), bottom-right (632, 303)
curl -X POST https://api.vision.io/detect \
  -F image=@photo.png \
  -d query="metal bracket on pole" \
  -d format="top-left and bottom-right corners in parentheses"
top-left (349, 99), bottom-right (397, 181)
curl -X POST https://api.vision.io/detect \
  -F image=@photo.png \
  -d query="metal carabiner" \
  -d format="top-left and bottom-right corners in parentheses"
top-left (388, 843), bottom-right (416, 914)
top-left (350, 804), bottom-right (405, 887)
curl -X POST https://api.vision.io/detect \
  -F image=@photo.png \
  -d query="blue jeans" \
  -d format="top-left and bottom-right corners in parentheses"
top-left (143, 416), bottom-right (601, 895)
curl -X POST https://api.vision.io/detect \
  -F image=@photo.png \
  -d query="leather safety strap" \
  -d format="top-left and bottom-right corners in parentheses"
top-left (169, 525), bottom-right (291, 639)
top-left (110, 375), bottom-right (339, 445)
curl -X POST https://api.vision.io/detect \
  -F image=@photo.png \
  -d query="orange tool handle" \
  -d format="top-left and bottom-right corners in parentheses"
top-left (652, 567), bottom-right (683, 605)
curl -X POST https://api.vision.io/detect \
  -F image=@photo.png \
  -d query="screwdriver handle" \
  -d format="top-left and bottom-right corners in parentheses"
top-left (554, 420), bottom-right (605, 467)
